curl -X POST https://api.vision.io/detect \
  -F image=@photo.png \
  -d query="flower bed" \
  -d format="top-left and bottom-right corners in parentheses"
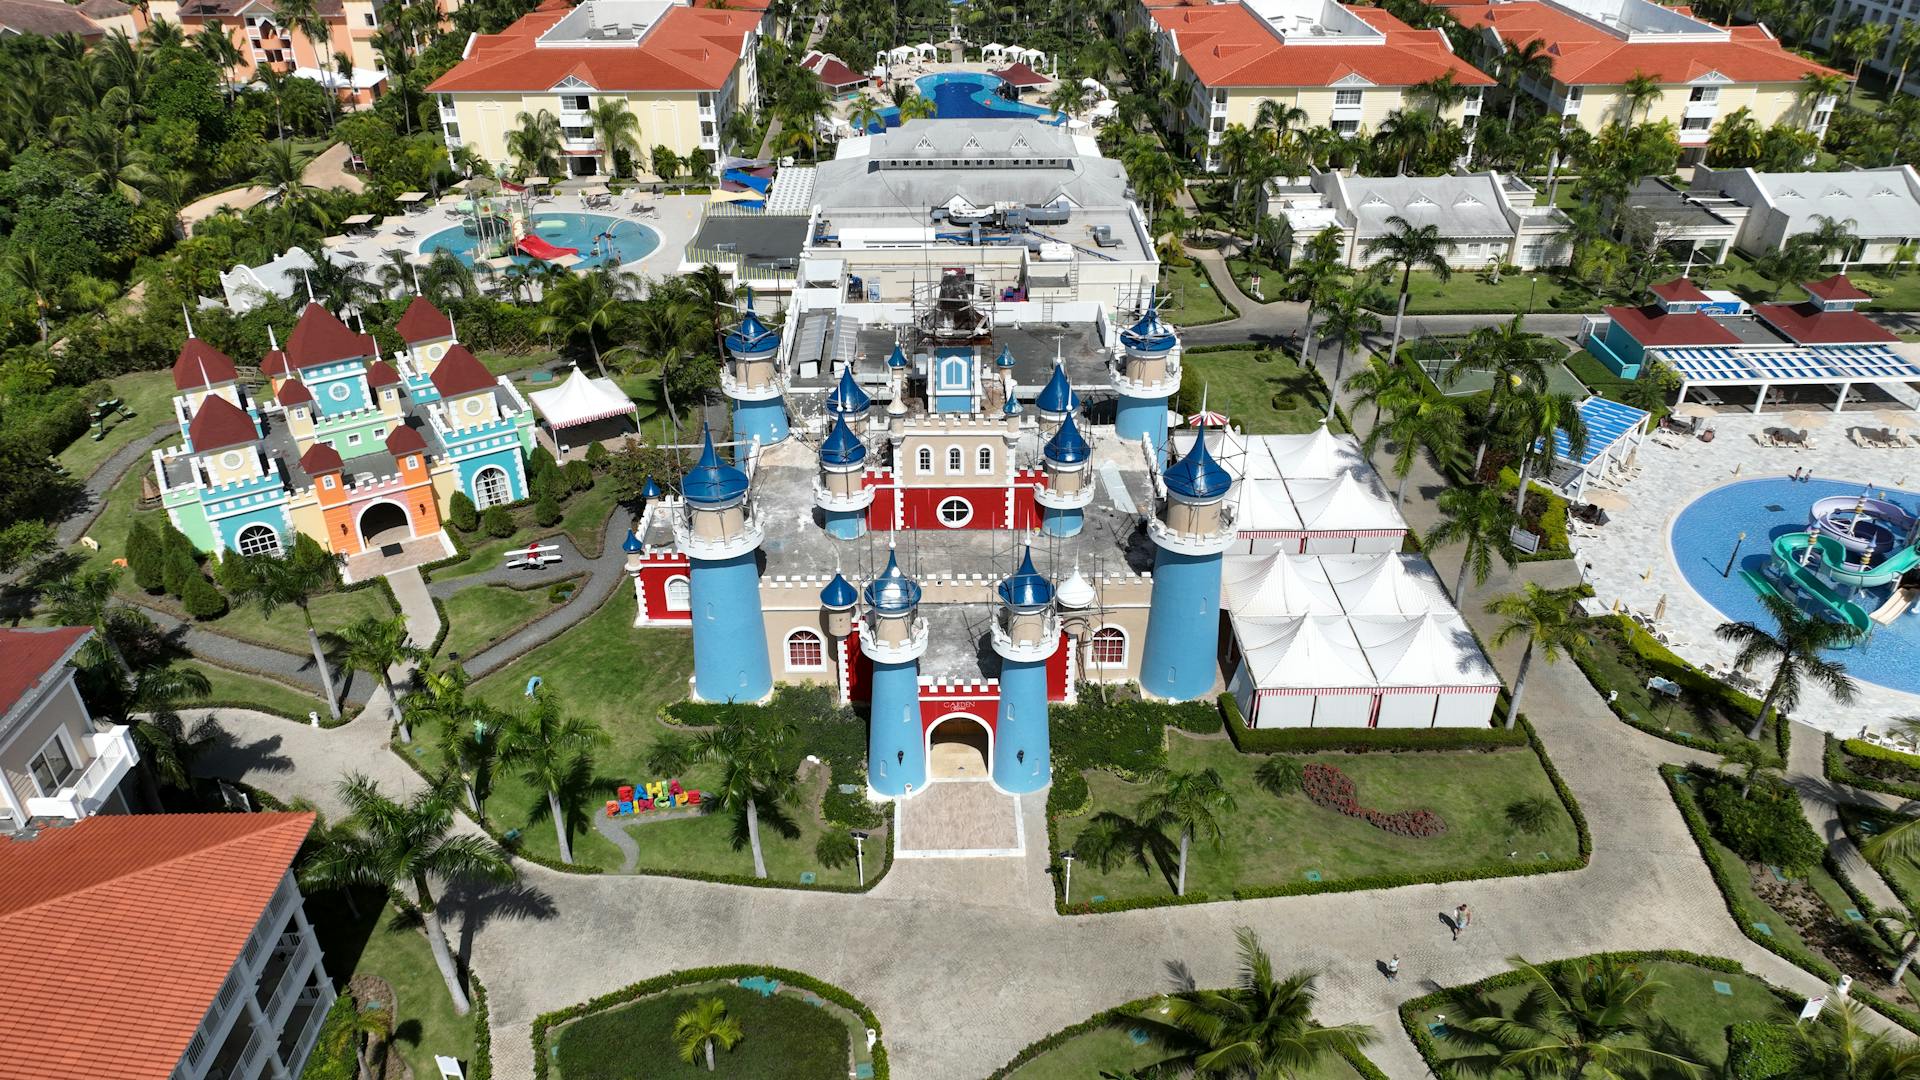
top-left (1301, 763), bottom-right (1447, 838)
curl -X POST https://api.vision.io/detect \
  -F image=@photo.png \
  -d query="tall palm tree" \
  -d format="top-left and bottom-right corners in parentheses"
top-left (538, 266), bottom-right (632, 376)
top-left (1715, 592), bottom-right (1858, 741)
top-left (413, 666), bottom-right (499, 818)
top-left (225, 545), bottom-right (344, 720)
top-left (1461, 955), bottom-right (1700, 1076)
top-left (497, 686), bottom-right (606, 865)
top-left (92, 661), bottom-right (216, 808)
top-left (1876, 907), bottom-right (1920, 987)
top-left (1253, 98), bottom-right (1307, 151)
top-left (847, 93), bottom-right (885, 134)
top-left (255, 139), bottom-right (307, 207)
top-left (190, 21), bottom-right (244, 87)
top-left (1497, 38), bottom-right (1555, 126)
top-left (1133, 927), bottom-right (1377, 1076)
top-left (1798, 71), bottom-right (1847, 144)
top-left (1365, 384), bottom-right (1465, 508)
top-left (300, 774), bottom-right (515, 1015)
top-left (1446, 315), bottom-right (1553, 474)
top-left (1618, 71), bottom-right (1662, 125)
top-left (3, 248), bottom-right (57, 341)
top-left (1718, 739), bottom-right (1781, 799)
top-left (1803, 213), bottom-right (1861, 270)
top-left (1838, 21), bottom-right (1892, 103)
top-left (589, 98), bottom-right (642, 178)
top-left (896, 92), bottom-right (936, 121)
top-left (1486, 584), bottom-right (1586, 727)
top-left (1889, 31), bottom-right (1920, 99)
top-left (1344, 355), bottom-right (1422, 437)
top-left (692, 710), bottom-right (799, 879)
top-left (1135, 767), bottom-right (1235, 897)
top-left (1428, 485), bottom-right (1520, 603)
top-left (1791, 996), bottom-right (1920, 1077)
top-left (1362, 214), bottom-right (1451, 367)
top-left (323, 614), bottom-right (423, 742)
top-left (1315, 282), bottom-right (1381, 421)
top-left (675, 997), bottom-right (745, 1072)
top-left (506, 108), bottom-right (562, 177)
top-left (1507, 388), bottom-right (1586, 519)
top-left (274, 0), bottom-right (335, 125)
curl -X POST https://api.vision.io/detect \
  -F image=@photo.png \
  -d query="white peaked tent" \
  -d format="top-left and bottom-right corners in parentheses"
top-left (1322, 554), bottom-right (1448, 616)
top-left (1235, 478), bottom-right (1304, 537)
top-left (1223, 552), bottom-right (1339, 617)
top-left (1286, 472), bottom-right (1407, 553)
top-left (1262, 421), bottom-right (1365, 480)
top-left (1228, 616), bottom-right (1378, 728)
top-left (982, 42), bottom-right (1008, 61)
top-left (529, 365), bottom-right (638, 431)
top-left (1347, 614), bottom-right (1501, 728)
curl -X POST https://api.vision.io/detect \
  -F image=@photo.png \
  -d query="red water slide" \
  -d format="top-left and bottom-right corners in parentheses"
top-left (515, 234), bottom-right (579, 261)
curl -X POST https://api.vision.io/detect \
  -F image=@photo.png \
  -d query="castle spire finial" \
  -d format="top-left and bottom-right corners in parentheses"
top-left (268, 324), bottom-right (279, 351)
top-left (303, 270), bottom-right (315, 304)
top-left (182, 303), bottom-right (196, 339)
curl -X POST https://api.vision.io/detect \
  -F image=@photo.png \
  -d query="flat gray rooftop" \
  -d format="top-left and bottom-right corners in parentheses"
top-left (786, 312), bottom-right (1113, 395)
top-left (692, 215), bottom-right (808, 268)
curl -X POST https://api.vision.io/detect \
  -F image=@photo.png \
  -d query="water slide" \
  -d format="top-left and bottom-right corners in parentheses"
top-left (1769, 533), bottom-right (1874, 636)
top-left (1810, 494), bottom-right (1916, 559)
top-left (722, 168), bottom-right (773, 194)
top-left (514, 234), bottom-right (579, 261)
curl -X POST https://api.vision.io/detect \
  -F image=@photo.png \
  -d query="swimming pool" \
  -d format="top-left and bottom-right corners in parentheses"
top-left (1670, 476), bottom-right (1920, 694)
top-left (916, 72), bottom-right (1064, 123)
top-left (419, 212), bottom-right (659, 270)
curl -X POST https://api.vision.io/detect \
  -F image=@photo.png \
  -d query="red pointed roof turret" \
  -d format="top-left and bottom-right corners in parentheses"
top-left (188, 395), bottom-right (259, 452)
top-left (396, 296), bottom-right (455, 343)
top-left (429, 344), bottom-right (495, 399)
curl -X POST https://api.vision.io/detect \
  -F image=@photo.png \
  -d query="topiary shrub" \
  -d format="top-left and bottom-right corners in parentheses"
top-left (162, 547), bottom-right (198, 599)
top-left (217, 548), bottom-right (255, 593)
top-left (533, 494), bottom-right (562, 527)
top-left (1301, 763), bottom-right (1447, 837)
top-left (448, 490), bottom-right (478, 532)
top-left (584, 441), bottom-right (609, 468)
top-left (125, 520), bottom-right (165, 593)
top-left (815, 830), bottom-right (857, 869)
top-left (181, 575), bottom-right (228, 619)
top-left (563, 458), bottom-right (593, 492)
top-left (482, 506), bottom-right (515, 538)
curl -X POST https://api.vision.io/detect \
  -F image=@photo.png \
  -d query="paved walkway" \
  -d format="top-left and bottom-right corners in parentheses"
top-left (178, 185), bottom-right (271, 235)
top-left (1789, 722), bottom-right (1910, 915)
top-left (52, 426), bottom-right (177, 552)
top-left (302, 142), bottom-right (365, 194)
top-left (448, 512), bottom-right (634, 678)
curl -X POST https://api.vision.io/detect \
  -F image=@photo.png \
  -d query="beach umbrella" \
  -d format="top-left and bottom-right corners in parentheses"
top-left (1673, 402), bottom-right (1716, 420)
top-left (1654, 593), bottom-right (1668, 622)
top-left (1784, 409), bottom-right (1830, 429)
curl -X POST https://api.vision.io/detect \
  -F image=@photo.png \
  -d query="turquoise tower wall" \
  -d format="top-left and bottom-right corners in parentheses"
top-left (823, 508), bottom-right (866, 539)
top-left (866, 660), bottom-right (925, 796)
top-left (1115, 393), bottom-right (1171, 458)
top-left (689, 551), bottom-right (773, 702)
top-left (732, 397), bottom-right (789, 446)
top-left (992, 658), bottom-right (1051, 793)
top-left (1140, 546), bottom-right (1224, 700)
top-left (1041, 505), bottom-right (1083, 538)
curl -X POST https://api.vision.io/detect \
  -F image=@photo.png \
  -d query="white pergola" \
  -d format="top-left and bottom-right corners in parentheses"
top-left (1661, 343), bottom-right (1920, 413)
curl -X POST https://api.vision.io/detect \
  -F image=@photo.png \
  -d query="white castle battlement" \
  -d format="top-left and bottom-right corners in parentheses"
top-left (917, 678), bottom-right (1002, 693)
top-left (895, 414), bottom-right (1022, 435)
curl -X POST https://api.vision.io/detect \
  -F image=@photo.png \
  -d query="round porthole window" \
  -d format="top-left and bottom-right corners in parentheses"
top-left (464, 398), bottom-right (485, 416)
top-left (328, 382), bottom-right (351, 402)
top-left (428, 344), bottom-right (445, 361)
top-left (937, 496), bottom-right (972, 528)
top-left (220, 451), bottom-right (243, 470)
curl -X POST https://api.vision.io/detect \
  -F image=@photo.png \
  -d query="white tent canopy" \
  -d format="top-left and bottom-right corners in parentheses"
top-left (1223, 552), bottom-right (1339, 617)
top-left (1346, 613), bottom-right (1500, 728)
top-left (1322, 554), bottom-right (1448, 616)
top-left (1289, 472), bottom-right (1407, 534)
top-left (1261, 421), bottom-right (1365, 480)
top-left (1234, 615), bottom-right (1375, 689)
top-left (1237, 479), bottom-right (1304, 533)
top-left (981, 42), bottom-right (1007, 60)
top-left (528, 365), bottom-right (637, 429)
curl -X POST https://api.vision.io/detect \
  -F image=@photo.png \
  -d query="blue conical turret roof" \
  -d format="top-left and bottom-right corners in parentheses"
top-left (994, 344), bottom-right (1017, 368)
top-left (1120, 309), bottom-right (1177, 353)
top-left (1003, 394), bottom-right (1022, 416)
top-left (641, 475), bottom-right (662, 500)
top-left (1043, 412), bottom-right (1090, 465)
top-left (622, 529), bottom-right (643, 554)
top-left (1162, 423), bottom-right (1232, 500)
top-left (1035, 361), bottom-right (1078, 415)
top-left (864, 549), bottom-right (922, 613)
top-left (826, 366), bottom-right (871, 415)
top-left (819, 413), bottom-right (867, 467)
top-left (820, 572), bottom-right (858, 609)
top-left (681, 425), bottom-right (750, 506)
top-left (997, 546), bottom-right (1054, 609)
top-left (886, 343), bottom-right (909, 368)
top-left (723, 307), bottom-right (780, 356)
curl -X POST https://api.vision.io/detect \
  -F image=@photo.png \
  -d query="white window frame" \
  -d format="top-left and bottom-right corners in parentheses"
top-left (784, 628), bottom-right (827, 671)
top-left (235, 524), bottom-right (282, 558)
top-left (28, 730), bottom-right (79, 796)
top-left (473, 465), bottom-right (512, 509)
top-left (1089, 626), bottom-right (1129, 668)
top-left (328, 382), bottom-right (352, 402)
top-left (347, 433), bottom-right (362, 446)
top-left (916, 446), bottom-right (934, 473)
top-left (1333, 88), bottom-right (1362, 107)
top-left (946, 445), bottom-right (964, 474)
top-left (937, 496), bottom-right (973, 528)
top-left (663, 575), bottom-right (691, 612)
top-left (977, 446), bottom-right (993, 474)
top-left (1331, 119), bottom-right (1359, 136)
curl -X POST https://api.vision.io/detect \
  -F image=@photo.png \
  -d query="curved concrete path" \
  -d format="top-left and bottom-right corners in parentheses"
top-left (444, 512), bottom-right (633, 678)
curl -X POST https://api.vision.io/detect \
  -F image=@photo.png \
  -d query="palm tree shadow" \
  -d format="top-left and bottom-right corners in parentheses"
top-left (440, 879), bottom-right (560, 970)
top-left (196, 730), bottom-right (296, 778)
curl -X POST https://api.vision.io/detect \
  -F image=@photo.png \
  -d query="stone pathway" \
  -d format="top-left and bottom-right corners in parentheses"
top-left (302, 142), bottom-right (365, 194)
top-left (52, 426), bottom-right (176, 552)
top-left (451, 512), bottom-right (634, 678)
top-left (1789, 721), bottom-right (1909, 916)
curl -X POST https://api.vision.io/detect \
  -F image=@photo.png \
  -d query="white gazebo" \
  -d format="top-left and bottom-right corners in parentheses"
top-left (1223, 552), bottom-right (1339, 617)
top-left (981, 42), bottom-right (1008, 62)
top-left (1322, 554), bottom-right (1448, 616)
top-left (528, 365), bottom-right (639, 460)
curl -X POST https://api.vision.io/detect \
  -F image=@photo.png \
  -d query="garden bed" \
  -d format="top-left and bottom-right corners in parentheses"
top-left (439, 575), bottom-right (585, 660)
top-left (1573, 615), bottom-right (1782, 759)
top-left (1826, 736), bottom-right (1920, 800)
top-left (305, 892), bottom-right (480, 1080)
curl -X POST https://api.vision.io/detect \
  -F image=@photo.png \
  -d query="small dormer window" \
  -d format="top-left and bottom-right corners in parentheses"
top-left (406, 456), bottom-right (418, 470)
top-left (323, 476), bottom-right (337, 489)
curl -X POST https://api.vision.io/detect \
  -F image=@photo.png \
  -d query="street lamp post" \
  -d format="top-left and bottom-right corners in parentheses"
top-left (1062, 850), bottom-right (1076, 905)
top-left (851, 830), bottom-right (869, 887)
top-left (1722, 531), bottom-right (1747, 578)
top-left (1528, 275), bottom-right (1540, 314)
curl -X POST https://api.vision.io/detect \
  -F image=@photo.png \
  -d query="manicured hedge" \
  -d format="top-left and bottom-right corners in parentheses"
top-left (1572, 614), bottom-right (1786, 760)
top-left (297, 993), bottom-right (358, 1080)
top-left (1044, 689), bottom-right (1215, 820)
top-left (470, 976), bottom-right (492, 1080)
top-left (1726, 1020), bottom-right (1798, 1080)
top-left (1218, 694), bottom-right (1528, 753)
top-left (1826, 736), bottom-right (1920, 800)
top-left (528, 966), bottom-right (886, 1080)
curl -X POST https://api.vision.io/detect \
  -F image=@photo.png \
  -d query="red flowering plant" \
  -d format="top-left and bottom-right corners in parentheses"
top-left (1300, 763), bottom-right (1447, 838)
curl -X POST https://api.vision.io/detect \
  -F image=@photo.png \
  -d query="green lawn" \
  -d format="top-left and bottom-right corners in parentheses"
top-left (1159, 262), bottom-right (1236, 326)
top-left (1574, 617), bottom-right (1777, 758)
top-left (184, 660), bottom-right (339, 721)
top-left (307, 894), bottom-right (478, 1080)
top-left (440, 581), bottom-right (569, 660)
top-left (54, 370), bottom-right (177, 480)
top-left (430, 477), bottom-right (625, 581)
top-left (211, 587), bottom-right (397, 655)
top-left (552, 983), bottom-right (858, 1080)
top-left (1007, 1027), bottom-right (1362, 1080)
top-left (451, 588), bottom-right (863, 883)
top-left (1057, 737), bottom-right (1578, 904)
top-left (1401, 269), bottom-right (1597, 315)
top-left (1413, 959), bottom-right (1794, 1076)
top-left (478, 348), bottom-right (561, 378)
top-left (70, 450), bottom-right (161, 576)
top-left (1225, 254), bottom-right (1286, 303)
top-left (1180, 349), bottom-right (1335, 435)
top-left (1705, 251), bottom-right (1920, 311)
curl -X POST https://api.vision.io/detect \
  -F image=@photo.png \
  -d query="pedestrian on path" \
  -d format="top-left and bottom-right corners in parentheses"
top-left (1385, 955), bottom-right (1400, 981)
top-left (1452, 903), bottom-right (1471, 941)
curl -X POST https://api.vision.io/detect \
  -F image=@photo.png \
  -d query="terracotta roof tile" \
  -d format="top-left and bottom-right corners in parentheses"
top-left (1151, 3), bottom-right (1491, 88)
top-left (1602, 304), bottom-right (1744, 347)
top-left (386, 425), bottom-right (427, 454)
top-left (1804, 274), bottom-right (1872, 302)
top-left (277, 377), bottom-right (314, 406)
top-left (395, 296), bottom-right (454, 343)
top-left (187, 395), bottom-right (260, 452)
top-left (299, 442), bottom-right (344, 474)
top-left (0, 627), bottom-right (89, 721)
top-left (173, 338), bottom-right (239, 391)
top-left (427, 5), bottom-right (759, 93)
top-left (285, 303), bottom-right (375, 369)
top-left (992, 61), bottom-right (1050, 88)
top-left (0, 813), bottom-right (314, 1080)
top-left (429, 344), bottom-right (497, 399)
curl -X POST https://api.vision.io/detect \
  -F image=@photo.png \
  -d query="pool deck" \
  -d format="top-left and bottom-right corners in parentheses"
top-left (1574, 400), bottom-right (1920, 733)
top-left (321, 190), bottom-right (706, 295)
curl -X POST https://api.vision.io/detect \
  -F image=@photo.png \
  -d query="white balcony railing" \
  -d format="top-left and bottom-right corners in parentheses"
top-left (561, 136), bottom-right (598, 153)
top-left (812, 479), bottom-right (876, 512)
top-left (991, 615), bottom-right (1062, 662)
top-left (1145, 499), bottom-right (1238, 557)
top-left (22, 726), bottom-right (137, 820)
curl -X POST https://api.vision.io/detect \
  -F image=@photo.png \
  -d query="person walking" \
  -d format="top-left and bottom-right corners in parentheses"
top-left (1385, 955), bottom-right (1400, 981)
top-left (1452, 903), bottom-right (1472, 941)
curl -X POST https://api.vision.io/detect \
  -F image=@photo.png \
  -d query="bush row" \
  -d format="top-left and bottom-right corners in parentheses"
top-left (469, 976), bottom-right (492, 1080)
top-left (1726, 1019), bottom-right (1798, 1080)
top-left (1825, 736), bottom-right (1920, 800)
top-left (527, 966), bottom-right (887, 1080)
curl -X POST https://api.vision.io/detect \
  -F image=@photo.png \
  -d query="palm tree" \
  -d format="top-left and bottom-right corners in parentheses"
top-left (299, 774), bottom-right (515, 1015)
top-left (1446, 315), bottom-right (1553, 474)
top-left (675, 997), bottom-right (744, 1071)
top-left (1316, 282), bottom-right (1381, 421)
top-left (1878, 907), bottom-right (1920, 987)
top-left (847, 93), bottom-right (885, 134)
top-left (1791, 996), bottom-right (1920, 1077)
top-left (1344, 355), bottom-right (1422, 437)
top-left (692, 710), bottom-right (798, 879)
top-left (1507, 389), bottom-right (1586, 519)
top-left (589, 98), bottom-right (642, 178)
top-left (275, 0), bottom-right (335, 124)
top-left (348, 998), bottom-right (394, 1080)
top-left (1135, 768), bottom-right (1235, 897)
top-left (1428, 485), bottom-right (1520, 604)
top-left (1838, 21), bottom-right (1892, 103)
top-left (1890, 31), bottom-right (1920, 99)
top-left (896, 92), bottom-right (936, 121)
top-left (191, 20), bottom-right (244, 87)
top-left (1362, 215), bottom-right (1450, 367)
top-left (1497, 38), bottom-right (1555, 126)
top-left (538, 266), bottom-right (632, 376)
top-left (497, 686), bottom-right (607, 865)
top-left (1253, 98), bottom-right (1307, 150)
top-left (1803, 213), bottom-right (1861, 270)
top-left (1715, 592), bottom-right (1859, 741)
top-left (506, 108), bottom-right (562, 177)
top-left (224, 545), bottom-right (344, 720)
top-left (3, 248), bottom-right (57, 341)
top-left (92, 661), bottom-right (217, 808)
top-left (1366, 386), bottom-right (1465, 508)
top-left (1133, 927), bottom-right (1377, 1076)
top-left (324, 615), bottom-right (423, 742)
top-left (1461, 955), bottom-right (1701, 1076)
top-left (255, 139), bottom-right (306, 207)
top-left (1718, 738), bottom-right (1782, 798)
top-left (1798, 71), bottom-right (1846, 144)
top-left (1619, 71), bottom-right (1662, 125)
top-left (1486, 584), bottom-right (1585, 727)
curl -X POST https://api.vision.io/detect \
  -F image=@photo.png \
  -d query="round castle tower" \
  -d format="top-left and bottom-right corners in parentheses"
top-left (676, 427), bottom-right (773, 702)
top-left (992, 547), bottom-right (1058, 794)
top-left (1034, 412), bottom-right (1094, 538)
top-left (862, 550), bottom-right (929, 797)
top-left (1112, 305), bottom-right (1181, 458)
top-left (722, 296), bottom-right (788, 446)
top-left (815, 414), bottom-right (874, 539)
top-left (1140, 423), bottom-right (1237, 700)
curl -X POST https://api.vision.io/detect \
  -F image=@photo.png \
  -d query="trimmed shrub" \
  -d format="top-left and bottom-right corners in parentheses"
top-left (1726, 1020), bottom-right (1799, 1080)
top-left (125, 520), bottom-right (165, 592)
top-left (528, 446), bottom-right (558, 478)
top-left (216, 548), bottom-right (255, 593)
top-left (482, 506), bottom-right (515, 538)
top-left (1301, 762), bottom-right (1446, 837)
top-left (297, 993), bottom-right (358, 1080)
top-left (563, 458), bottom-right (593, 492)
top-left (448, 490), bottom-right (478, 532)
top-left (584, 441), bottom-right (610, 468)
top-left (158, 520), bottom-right (197, 561)
top-left (162, 547), bottom-right (198, 598)
top-left (1700, 776), bottom-right (1824, 875)
top-left (533, 494), bottom-right (562, 527)
top-left (181, 576), bottom-right (228, 619)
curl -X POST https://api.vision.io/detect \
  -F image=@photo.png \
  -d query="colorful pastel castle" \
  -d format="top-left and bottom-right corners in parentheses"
top-left (153, 297), bottom-right (535, 568)
top-left (625, 271), bottom-right (1234, 798)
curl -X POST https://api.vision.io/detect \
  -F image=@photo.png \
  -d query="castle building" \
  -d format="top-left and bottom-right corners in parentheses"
top-left (154, 298), bottom-right (535, 575)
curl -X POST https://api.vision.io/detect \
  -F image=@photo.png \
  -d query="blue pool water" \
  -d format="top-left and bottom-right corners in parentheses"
top-left (916, 72), bottom-right (1065, 123)
top-left (419, 212), bottom-right (659, 270)
top-left (1670, 477), bottom-right (1920, 694)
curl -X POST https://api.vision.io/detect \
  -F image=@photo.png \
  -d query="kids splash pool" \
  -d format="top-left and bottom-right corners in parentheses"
top-left (1670, 476), bottom-right (1920, 695)
top-left (419, 212), bottom-right (659, 269)
top-left (916, 72), bottom-right (1064, 123)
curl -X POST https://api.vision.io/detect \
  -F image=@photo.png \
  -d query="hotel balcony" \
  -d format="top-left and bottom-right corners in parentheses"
top-left (22, 725), bottom-right (137, 820)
